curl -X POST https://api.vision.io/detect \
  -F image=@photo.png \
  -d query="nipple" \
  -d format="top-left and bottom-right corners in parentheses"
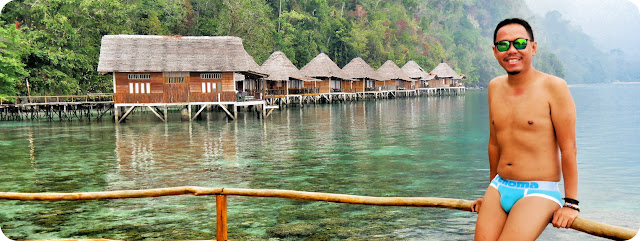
top-left (528, 120), bottom-right (533, 125)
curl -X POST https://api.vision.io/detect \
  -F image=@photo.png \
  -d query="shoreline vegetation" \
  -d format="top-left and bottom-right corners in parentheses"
top-left (3, 0), bottom-right (628, 99)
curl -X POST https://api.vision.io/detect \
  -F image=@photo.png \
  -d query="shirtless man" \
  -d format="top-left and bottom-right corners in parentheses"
top-left (471, 18), bottom-right (580, 240)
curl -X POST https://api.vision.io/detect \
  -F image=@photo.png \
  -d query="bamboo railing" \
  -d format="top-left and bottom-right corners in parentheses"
top-left (0, 94), bottom-right (114, 105)
top-left (0, 187), bottom-right (636, 241)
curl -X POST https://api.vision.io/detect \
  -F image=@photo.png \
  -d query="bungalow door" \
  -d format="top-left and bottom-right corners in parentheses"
top-left (163, 72), bottom-right (190, 103)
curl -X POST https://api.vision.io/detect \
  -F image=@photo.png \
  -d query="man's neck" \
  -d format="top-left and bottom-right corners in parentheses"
top-left (506, 67), bottom-right (538, 88)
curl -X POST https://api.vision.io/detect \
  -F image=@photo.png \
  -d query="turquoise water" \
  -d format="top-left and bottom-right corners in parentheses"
top-left (0, 84), bottom-right (638, 240)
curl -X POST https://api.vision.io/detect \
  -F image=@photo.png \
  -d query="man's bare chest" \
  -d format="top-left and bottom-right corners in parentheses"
top-left (490, 93), bottom-right (553, 131)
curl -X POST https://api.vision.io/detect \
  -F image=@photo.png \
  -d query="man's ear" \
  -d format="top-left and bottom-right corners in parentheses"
top-left (531, 41), bottom-right (537, 57)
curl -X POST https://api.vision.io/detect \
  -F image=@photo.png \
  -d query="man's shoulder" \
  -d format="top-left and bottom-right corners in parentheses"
top-left (488, 75), bottom-right (507, 88)
top-left (539, 72), bottom-right (569, 90)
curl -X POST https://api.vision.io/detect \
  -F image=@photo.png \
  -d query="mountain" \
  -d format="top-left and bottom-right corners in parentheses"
top-left (526, 0), bottom-right (640, 56)
top-left (525, 0), bottom-right (640, 82)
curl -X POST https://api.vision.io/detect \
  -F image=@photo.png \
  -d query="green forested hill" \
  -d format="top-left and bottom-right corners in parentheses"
top-left (0, 0), bottom-right (607, 96)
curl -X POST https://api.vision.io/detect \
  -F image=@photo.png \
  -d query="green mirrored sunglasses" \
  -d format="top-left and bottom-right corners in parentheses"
top-left (494, 38), bottom-right (528, 52)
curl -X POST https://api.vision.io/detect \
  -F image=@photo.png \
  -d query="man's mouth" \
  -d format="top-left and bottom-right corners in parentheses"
top-left (505, 57), bottom-right (521, 64)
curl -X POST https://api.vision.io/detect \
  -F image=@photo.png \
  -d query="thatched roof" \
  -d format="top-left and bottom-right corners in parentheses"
top-left (401, 60), bottom-right (430, 80)
top-left (300, 53), bottom-right (351, 80)
top-left (377, 60), bottom-right (412, 81)
top-left (260, 51), bottom-right (318, 82)
top-left (430, 62), bottom-right (461, 79)
top-left (97, 35), bottom-right (264, 76)
top-left (342, 57), bottom-right (382, 81)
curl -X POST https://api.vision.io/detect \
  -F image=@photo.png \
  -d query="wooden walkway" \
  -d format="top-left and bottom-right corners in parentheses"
top-left (1, 87), bottom-right (466, 122)
top-left (264, 87), bottom-right (467, 107)
top-left (0, 95), bottom-right (114, 121)
top-left (114, 100), bottom-right (278, 123)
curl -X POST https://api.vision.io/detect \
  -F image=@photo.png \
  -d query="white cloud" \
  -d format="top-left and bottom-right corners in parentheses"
top-left (631, 0), bottom-right (640, 14)
top-left (0, 0), bottom-right (13, 15)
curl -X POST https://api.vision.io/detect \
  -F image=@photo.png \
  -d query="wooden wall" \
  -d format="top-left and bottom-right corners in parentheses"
top-left (220, 73), bottom-right (235, 92)
top-left (428, 78), bottom-right (450, 88)
top-left (114, 72), bottom-right (238, 104)
top-left (114, 93), bottom-right (163, 103)
top-left (114, 72), bottom-right (164, 94)
top-left (352, 80), bottom-right (364, 92)
top-left (306, 77), bottom-right (330, 94)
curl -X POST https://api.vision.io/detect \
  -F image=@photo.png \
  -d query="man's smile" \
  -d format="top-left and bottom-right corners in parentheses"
top-left (505, 57), bottom-right (521, 64)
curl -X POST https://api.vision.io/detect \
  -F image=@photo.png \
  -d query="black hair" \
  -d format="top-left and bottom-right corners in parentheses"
top-left (493, 18), bottom-right (534, 43)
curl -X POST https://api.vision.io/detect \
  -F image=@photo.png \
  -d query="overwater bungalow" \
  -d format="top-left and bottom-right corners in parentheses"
top-left (97, 35), bottom-right (270, 122)
top-left (341, 57), bottom-right (383, 93)
top-left (300, 53), bottom-right (353, 93)
top-left (377, 60), bottom-right (413, 91)
top-left (429, 62), bottom-right (463, 88)
top-left (260, 51), bottom-right (320, 96)
top-left (98, 35), bottom-right (267, 103)
top-left (401, 60), bottom-right (433, 89)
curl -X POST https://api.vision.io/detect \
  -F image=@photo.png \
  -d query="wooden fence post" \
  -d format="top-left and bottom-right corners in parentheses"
top-left (216, 195), bottom-right (228, 241)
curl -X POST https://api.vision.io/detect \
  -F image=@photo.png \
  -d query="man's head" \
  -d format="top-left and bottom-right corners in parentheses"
top-left (493, 18), bottom-right (534, 43)
top-left (493, 18), bottom-right (537, 76)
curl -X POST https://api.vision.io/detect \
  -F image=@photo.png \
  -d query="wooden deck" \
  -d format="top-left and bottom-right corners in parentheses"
top-left (0, 95), bottom-right (114, 121)
top-left (1, 87), bottom-right (466, 122)
top-left (113, 100), bottom-right (273, 123)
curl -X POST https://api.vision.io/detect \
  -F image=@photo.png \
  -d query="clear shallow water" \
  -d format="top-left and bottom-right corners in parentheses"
top-left (0, 84), bottom-right (638, 240)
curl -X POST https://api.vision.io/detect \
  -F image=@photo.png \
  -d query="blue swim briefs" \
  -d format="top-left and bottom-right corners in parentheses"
top-left (489, 174), bottom-right (563, 213)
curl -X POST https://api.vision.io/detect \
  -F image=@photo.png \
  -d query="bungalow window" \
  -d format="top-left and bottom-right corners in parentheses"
top-left (129, 82), bottom-right (151, 94)
top-left (164, 72), bottom-right (188, 84)
top-left (167, 77), bottom-right (185, 83)
top-left (201, 82), bottom-right (218, 93)
top-left (201, 73), bottom-right (222, 79)
top-left (128, 74), bottom-right (151, 79)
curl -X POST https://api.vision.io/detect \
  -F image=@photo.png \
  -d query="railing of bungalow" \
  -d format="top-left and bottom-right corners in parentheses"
top-left (0, 187), bottom-right (635, 241)
top-left (244, 90), bottom-right (263, 100)
top-left (266, 89), bottom-right (286, 96)
top-left (1, 95), bottom-right (114, 105)
top-left (288, 88), bottom-right (319, 95)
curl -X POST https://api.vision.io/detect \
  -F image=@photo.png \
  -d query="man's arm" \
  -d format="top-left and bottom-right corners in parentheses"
top-left (548, 77), bottom-right (579, 228)
top-left (549, 77), bottom-right (578, 199)
top-left (487, 80), bottom-right (500, 182)
top-left (471, 79), bottom-right (501, 213)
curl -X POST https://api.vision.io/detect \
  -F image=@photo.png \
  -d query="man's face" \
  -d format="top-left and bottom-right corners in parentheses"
top-left (493, 24), bottom-right (537, 76)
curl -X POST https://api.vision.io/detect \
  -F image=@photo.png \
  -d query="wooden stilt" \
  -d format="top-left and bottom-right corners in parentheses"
top-left (216, 195), bottom-right (228, 241)
top-left (117, 106), bottom-right (137, 123)
top-left (147, 106), bottom-right (166, 122)
top-left (163, 106), bottom-right (168, 123)
top-left (191, 104), bottom-right (209, 121)
top-left (218, 104), bottom-right (235, 120)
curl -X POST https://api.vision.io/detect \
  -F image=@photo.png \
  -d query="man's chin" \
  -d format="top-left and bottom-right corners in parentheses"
top-left (507, 71), bottom-right (521, 75)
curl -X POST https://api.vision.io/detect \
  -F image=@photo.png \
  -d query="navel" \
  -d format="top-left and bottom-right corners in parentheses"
top-left (528, 120), bottom-right (533, 125)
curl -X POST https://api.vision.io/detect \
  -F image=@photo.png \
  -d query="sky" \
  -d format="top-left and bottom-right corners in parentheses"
top-left (631, 0), bottom-right (640, 13)
top-left (0, 0), bottom-right (12, 15)
top-left (525, 0), bottom-right (640, 58)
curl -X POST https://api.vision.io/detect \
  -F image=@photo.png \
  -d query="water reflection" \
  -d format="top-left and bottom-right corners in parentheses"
top-left (112, 122), bottom-right (249, 190)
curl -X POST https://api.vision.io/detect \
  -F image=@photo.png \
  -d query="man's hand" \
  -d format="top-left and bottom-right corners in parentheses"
top-left (552, 207), bottom-right (579, 228)
top-left (471, 197), bottom-right (483, 213)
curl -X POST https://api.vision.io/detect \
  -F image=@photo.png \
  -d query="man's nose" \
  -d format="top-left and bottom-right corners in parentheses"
top-left (506, 43), bottom-right (519, 53)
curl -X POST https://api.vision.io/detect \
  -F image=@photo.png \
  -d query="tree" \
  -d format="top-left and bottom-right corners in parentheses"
top-left (0, 22), bottom-right (28, 96)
